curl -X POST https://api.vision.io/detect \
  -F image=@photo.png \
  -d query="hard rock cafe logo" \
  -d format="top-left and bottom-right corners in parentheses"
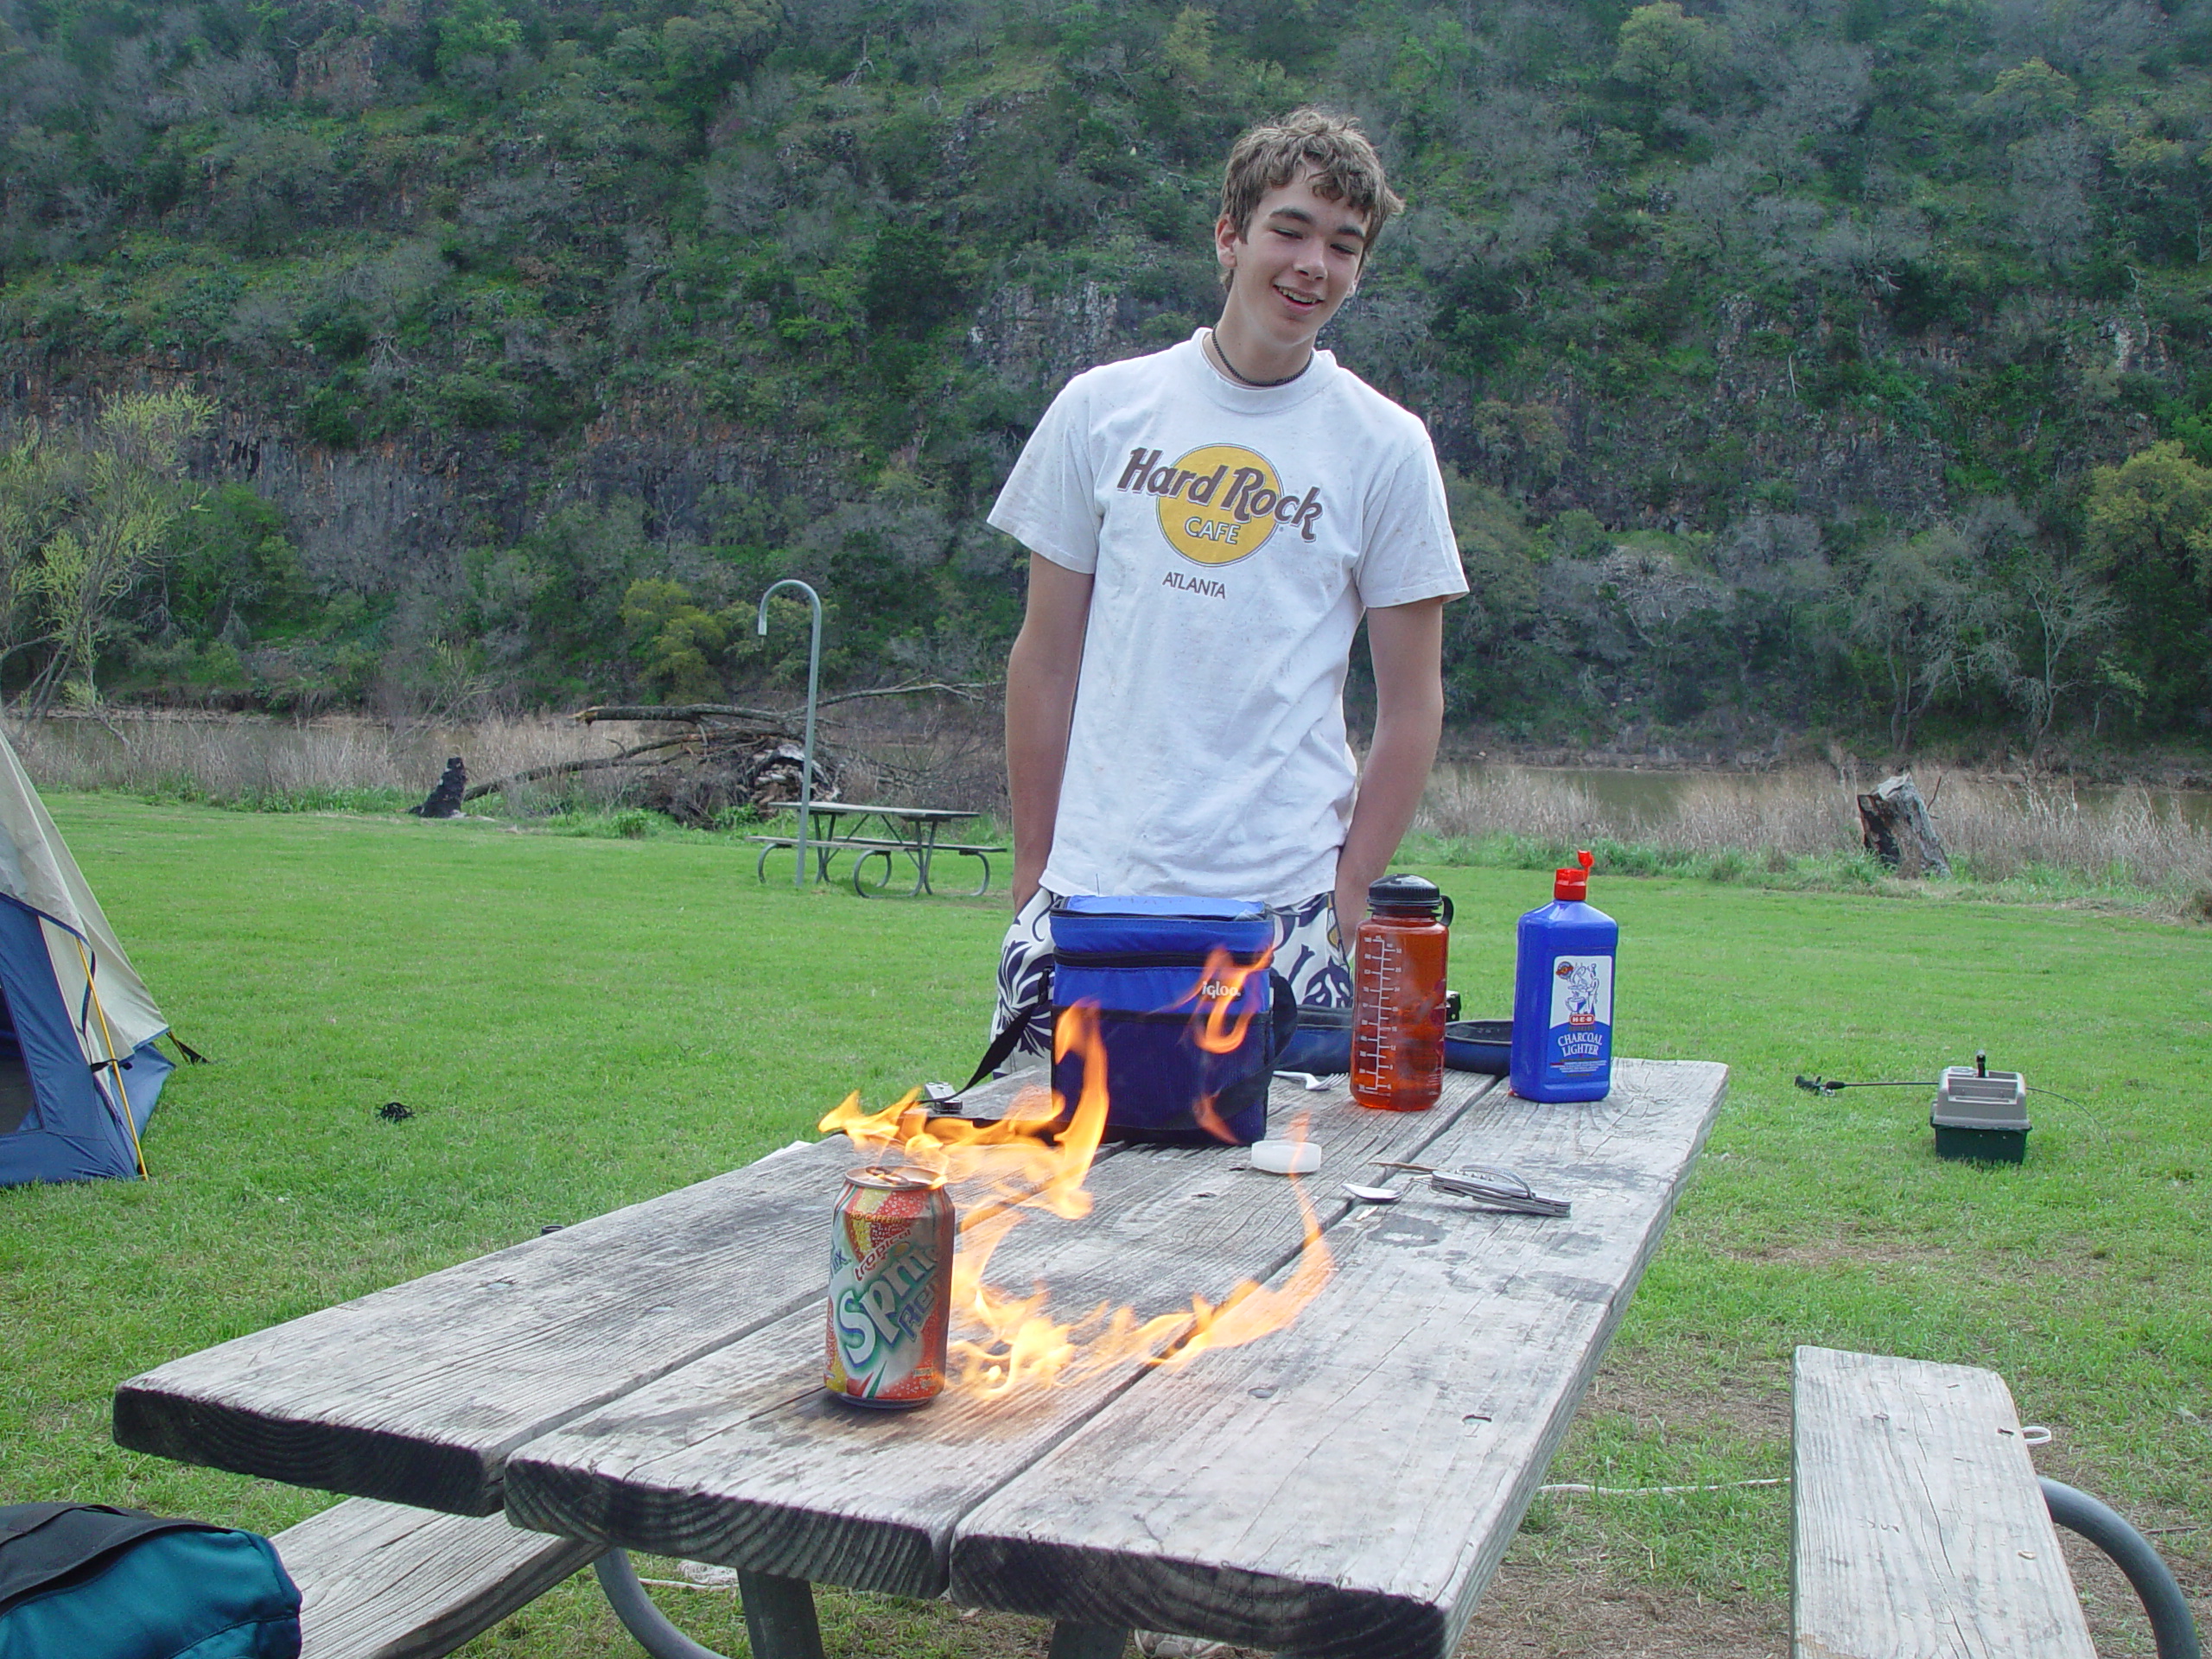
top-left (1115, 444), bottom-right (1325, 567)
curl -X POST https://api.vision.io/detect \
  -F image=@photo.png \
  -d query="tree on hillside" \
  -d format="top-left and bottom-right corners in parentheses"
top-left (2082, 442), bottom-right (2212, 730)
top-left (1440, 473), bottom-right (1543, 719)
top-left (0, 435), bottom-right (70, 683)
top-left (0, 391), bottom-right (213, 712)
top-left (1976, 59), bottom-right (2080, 131)
top-left (1846, 524), bottom-right (2001, 757)
top-left (2086, 442), bottom-right (2212, 594)
top-left (1611, 2), bottom-right (1722, 107)
top-left (1983, 555), bottom-right (2119, 760)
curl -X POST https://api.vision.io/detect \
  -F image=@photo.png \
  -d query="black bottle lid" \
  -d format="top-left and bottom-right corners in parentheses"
top-left (1367, 873), bottom-right (1444, 917)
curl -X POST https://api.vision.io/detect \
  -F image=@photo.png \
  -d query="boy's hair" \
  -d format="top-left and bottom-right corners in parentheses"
top-left (1217, 108), bottom-right (1404, 288)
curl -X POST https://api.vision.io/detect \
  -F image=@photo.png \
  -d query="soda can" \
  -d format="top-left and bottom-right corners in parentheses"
top-left (824, 1165), bottom-right (953, 1408)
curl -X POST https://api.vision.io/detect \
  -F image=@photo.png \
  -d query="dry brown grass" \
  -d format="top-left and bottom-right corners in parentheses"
top-left (5, 711), bottom-right (621, 805)
top-left (1417, 764), bottom-right (2212, 894)
top-left (4, 699), bottom-right (1020, 817)
top-left (11, 713), bottom-right (2209, 899)
top-left (1934, 775), bottom-right (2212, 887)
top-left (3, 694), bottom-right (1024, 816)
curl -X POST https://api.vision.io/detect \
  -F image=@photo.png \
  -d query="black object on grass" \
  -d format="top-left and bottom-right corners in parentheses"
top-left (377, 1102), bottom-right (414, 1122)
top-left (409, 757), bottom-right (467, 819)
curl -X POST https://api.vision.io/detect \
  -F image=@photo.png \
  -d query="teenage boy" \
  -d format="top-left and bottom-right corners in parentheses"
top-left (988, 108), bottom-right (1465, 1052)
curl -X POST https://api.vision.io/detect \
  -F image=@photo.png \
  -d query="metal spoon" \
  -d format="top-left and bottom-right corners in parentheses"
top-left (1341, 1182), bottom-right (1402, 1204)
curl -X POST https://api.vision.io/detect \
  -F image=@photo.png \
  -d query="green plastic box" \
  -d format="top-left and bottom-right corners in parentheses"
top-left (1930, 1066), bottom-right (2029, 1163)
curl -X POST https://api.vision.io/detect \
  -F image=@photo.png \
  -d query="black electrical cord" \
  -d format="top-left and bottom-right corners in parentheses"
top-left (1796, 1047), bottom-right (2087, 1106)
top-left (1795, 1076), bottom-right (1934, 1094)
top-left (1794, 1074), bottom-right (2090, 1104)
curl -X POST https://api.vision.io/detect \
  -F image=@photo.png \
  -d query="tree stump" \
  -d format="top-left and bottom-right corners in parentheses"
top-left (1857, 772), bottom-right (1951, 876)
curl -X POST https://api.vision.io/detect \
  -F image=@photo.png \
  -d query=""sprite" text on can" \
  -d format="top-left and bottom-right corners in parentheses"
top-left (824, 1165), bottom-right (953, 1408)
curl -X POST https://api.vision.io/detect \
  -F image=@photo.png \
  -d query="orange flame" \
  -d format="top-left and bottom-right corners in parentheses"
top-left (821, 1017), bottom-right (1333, 1399)
top-left (1190, 1091), bottom-right (1237, 1145)
top-left (815, 1010), bottom-right (1109, 1222)
top-left (1159, 1140), bottom-right (1333, 1368)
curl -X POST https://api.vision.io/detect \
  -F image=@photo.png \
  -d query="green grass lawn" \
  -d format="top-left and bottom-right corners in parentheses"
top-left (1, 796), bottom-right (2205, 1655)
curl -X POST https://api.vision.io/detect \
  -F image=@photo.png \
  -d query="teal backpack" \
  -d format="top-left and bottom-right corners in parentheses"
top-left (0, 1503), bottom-right (301, 1659)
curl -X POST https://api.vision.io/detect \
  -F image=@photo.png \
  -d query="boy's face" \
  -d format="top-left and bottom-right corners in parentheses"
top-left (1214, 168), bottom-right (1370, 350)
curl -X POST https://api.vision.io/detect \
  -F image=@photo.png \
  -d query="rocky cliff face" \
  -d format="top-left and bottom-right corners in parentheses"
top-left (3, 353), bottom-right (855, 600)
top-left (0, 274), bottom-right (2173, 607)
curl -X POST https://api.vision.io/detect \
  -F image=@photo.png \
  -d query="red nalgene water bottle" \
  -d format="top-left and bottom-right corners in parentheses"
top-left (1351, 874), bottom-right (1454, 1112)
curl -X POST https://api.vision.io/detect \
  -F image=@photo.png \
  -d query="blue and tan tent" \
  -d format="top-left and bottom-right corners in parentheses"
top-left (0, 728), bottom-right (178, 1185)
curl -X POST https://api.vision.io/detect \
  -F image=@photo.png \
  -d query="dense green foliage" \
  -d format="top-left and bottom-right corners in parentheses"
top-left (4, 0), bottom-right (2212, 752)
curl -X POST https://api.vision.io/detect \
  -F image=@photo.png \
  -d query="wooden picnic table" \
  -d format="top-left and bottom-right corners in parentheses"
top-left (114, 1058), bottom-right (1726, 1659)
top-left (748, 802), bottom-right (1005, 897)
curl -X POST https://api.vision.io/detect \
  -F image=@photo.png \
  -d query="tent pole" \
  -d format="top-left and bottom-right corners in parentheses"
top-left (74, 938), bottom-right (146, 1179)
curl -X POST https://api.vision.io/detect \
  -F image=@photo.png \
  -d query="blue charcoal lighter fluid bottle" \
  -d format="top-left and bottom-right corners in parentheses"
top-left (1510, 849), bottom-right (1618, 1102)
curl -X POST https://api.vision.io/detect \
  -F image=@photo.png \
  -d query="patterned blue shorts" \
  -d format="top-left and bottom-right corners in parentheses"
top-left (991, 889), bottom-right (1354, 1058)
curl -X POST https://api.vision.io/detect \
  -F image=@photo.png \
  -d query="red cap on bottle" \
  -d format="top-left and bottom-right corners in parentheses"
top-left (1554, 849), bottom-right (1594, 902)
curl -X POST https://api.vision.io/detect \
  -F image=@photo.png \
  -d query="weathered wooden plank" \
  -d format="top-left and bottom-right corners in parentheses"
top-left (949, 1059), bottom-right (1728, 1659)
top-left (114, 1072), bottom-right (1052, 1515)
top-left (499, 1073), bottom-right (1504, 1599)
top-left (1790, 1345), bottom-right (2095, 1659)
top-left (275, 1497), bottom-right (600, 1659)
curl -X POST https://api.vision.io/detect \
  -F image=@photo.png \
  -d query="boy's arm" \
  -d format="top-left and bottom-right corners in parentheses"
top-left (1334, 596), bottom-right (1447, 930)
top-left (1004, 553), bottom-right (1095, 909)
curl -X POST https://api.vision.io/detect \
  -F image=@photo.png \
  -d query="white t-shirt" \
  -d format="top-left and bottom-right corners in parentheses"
top-left (989, 333), bottom-right (1466, 904)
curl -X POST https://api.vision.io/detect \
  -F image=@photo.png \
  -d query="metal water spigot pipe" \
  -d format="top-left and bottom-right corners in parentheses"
top-left (755, 580), bottom-right (823, 889)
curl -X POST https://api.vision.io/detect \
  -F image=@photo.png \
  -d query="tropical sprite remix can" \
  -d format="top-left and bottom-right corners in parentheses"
top-left (824, 1165), bottom-right (953, 1408)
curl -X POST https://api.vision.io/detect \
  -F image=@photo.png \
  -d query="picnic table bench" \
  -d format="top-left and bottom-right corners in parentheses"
top-left (1791, 1345), bottom-right (2201, 1659)
top-left (116, 1058), bottom-right (1727, 1659)
top-left (746, 802), bottom-right (1006, 896)
top-left (273, 1497), bottom-right (595, 1659)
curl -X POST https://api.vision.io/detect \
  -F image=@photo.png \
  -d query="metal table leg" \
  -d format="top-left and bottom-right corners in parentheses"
top-left (912, 826), bottom-right (938, 896)
top-left (594, 1550), bottom-right (826, 1659)
top-left (594, 1551), bottom-right (729, 1658)
top-left (1047, 1624), bottom-right (1132, 1659)
top-left (738, 1570), bottom-right (827, 1659)
top-left (852, 848), bottom-right (895, 896)
top-left (599, 1549), bottom-right (1115, 1659)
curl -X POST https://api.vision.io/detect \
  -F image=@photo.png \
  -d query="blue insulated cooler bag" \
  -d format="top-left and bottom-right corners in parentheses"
top-left (0, 1503), bottom-right (301, 1659)
top-left (1048, 896), bottom-right (1295, 1146)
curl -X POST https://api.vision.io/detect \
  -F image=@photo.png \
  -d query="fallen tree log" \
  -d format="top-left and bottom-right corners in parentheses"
top-left (573, 703), bottom-right (789, 727)
top-left (463, 680), bottom-right (1001, 819)
top-left (460, 749), bottom-right (674, 802)
top-left (1858, 772), bottom-right (1952, 876)
top-left (462, 730), bottom-right (842, 819)
top-left (571, 681), bottom-right (998, 727)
